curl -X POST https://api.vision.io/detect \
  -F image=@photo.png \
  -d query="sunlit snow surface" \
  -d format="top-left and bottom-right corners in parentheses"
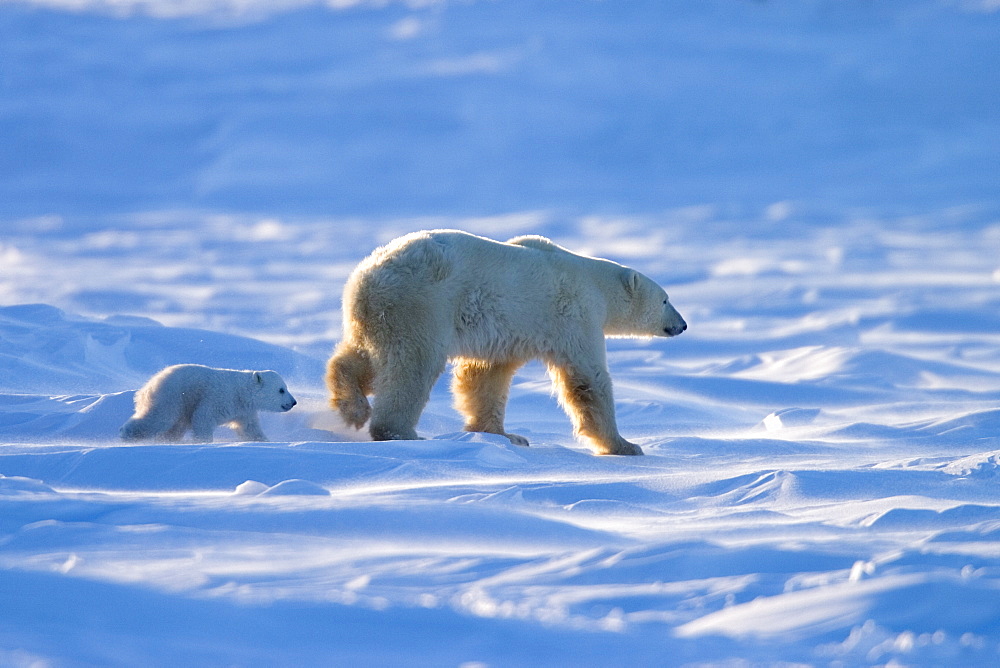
top-left (3, 212), bottom-right (1000, 666)
top-left (3, 1), bottom-right (1000, 666)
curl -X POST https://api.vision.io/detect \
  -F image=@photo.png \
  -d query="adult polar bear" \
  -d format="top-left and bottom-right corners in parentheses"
top-left (327, 230), bottom-right (686, 456)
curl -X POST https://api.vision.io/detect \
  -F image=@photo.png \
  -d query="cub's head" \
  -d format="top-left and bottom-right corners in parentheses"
top-left (610, 269), bottom-right (687, 338)
top-left (253, 371), bottom-right (297, 412)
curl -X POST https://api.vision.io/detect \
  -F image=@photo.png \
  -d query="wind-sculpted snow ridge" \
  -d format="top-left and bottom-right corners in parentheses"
top-left (3, 436), bottom-right (1000, 665)
top-left (0, 304), bottom-right (324, 395)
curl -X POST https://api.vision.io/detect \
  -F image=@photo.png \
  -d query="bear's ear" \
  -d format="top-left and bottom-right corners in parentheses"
top-left (254, 372), bottom-right (264, 385)
top-left (621, 269), bottom-right (640, 295)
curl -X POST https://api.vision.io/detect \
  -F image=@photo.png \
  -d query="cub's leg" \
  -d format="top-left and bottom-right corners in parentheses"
top-left (233, 415), bottom-right (267, 442)
top-left (189, 404), bottom-right (219, 443)
top-left (546, 340), bottom-right (643, 456)
top-left (161, 417), bottom-right (190, 442)
top-left (452, 358), bottom-right (528, 446)
top-left (120, 397), bottom-right (181, 441)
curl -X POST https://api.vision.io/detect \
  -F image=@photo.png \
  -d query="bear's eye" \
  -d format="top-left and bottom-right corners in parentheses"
top-left (279, 388), bottom-right (286, 394)
top-left (663, 299), bottom-right (667, 305)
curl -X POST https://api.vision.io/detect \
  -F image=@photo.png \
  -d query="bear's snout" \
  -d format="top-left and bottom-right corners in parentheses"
top-left (282, 399), bottom-right (297, 411)
top-left (664, 321), bottom-right (687, 337)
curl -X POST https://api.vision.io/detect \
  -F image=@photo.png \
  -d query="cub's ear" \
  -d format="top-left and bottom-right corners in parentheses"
top-left (254, 372), bottom-right (263, 385)
top-left (621, 269), bottom-right (640, 294)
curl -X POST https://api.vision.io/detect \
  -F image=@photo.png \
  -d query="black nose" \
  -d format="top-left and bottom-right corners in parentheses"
top-left (291, 400), bottom-right (297, 406)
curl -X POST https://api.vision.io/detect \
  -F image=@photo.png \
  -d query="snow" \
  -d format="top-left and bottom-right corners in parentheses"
top-left (3, 0), bottom-right (1000, 666)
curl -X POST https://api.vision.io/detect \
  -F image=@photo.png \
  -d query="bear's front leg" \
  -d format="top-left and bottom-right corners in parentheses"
top-left (547, 347), bottom-right (643, 456)
top-left (452, 358), bottom-right (529, 446)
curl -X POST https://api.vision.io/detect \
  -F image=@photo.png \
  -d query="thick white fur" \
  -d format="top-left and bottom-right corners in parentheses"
top-left (120, 364), bottom-right (296, 443)
top-left (326, 229), bottom-right (686, 456)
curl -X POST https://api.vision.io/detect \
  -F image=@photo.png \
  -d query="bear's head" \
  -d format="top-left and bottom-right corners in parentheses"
top-left (610, 269), bottom-right (687, 338)
top-left (253, 371), bottom-right (297, 412)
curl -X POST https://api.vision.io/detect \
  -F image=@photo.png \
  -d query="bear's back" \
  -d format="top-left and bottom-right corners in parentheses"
top-left (357, 230), bottom-right (543, 285)
top-left (360, 230), bottom-right (468, 284)
top-left (506, 235), bottom-right (562, 253)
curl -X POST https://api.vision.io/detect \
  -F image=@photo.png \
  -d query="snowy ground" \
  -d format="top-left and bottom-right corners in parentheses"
top-left (3, 1), bottom-right (1000, 666)
top-left (3, 213), bottom-right (1000, 666)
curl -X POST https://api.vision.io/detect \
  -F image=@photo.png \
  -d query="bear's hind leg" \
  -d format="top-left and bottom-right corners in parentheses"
top-left (452, 358), bottom-right (528, 446)
top-left (368, 348), bottom-right (446, 441)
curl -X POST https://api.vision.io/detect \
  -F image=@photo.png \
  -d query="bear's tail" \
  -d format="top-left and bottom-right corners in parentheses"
top-left (326, 342), bottom-right (374, 430)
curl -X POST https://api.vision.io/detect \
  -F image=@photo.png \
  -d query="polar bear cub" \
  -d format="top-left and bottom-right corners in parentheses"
top-left (326, 229), bottom-right (686, 456)
top-left (120, 364), bottom-right (296, 443)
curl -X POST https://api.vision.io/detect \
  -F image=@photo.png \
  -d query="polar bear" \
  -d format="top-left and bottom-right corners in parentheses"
top-left (326, 230), bottom-right (686, 456)
top-left (120, 364), bottom-right (297, 443)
